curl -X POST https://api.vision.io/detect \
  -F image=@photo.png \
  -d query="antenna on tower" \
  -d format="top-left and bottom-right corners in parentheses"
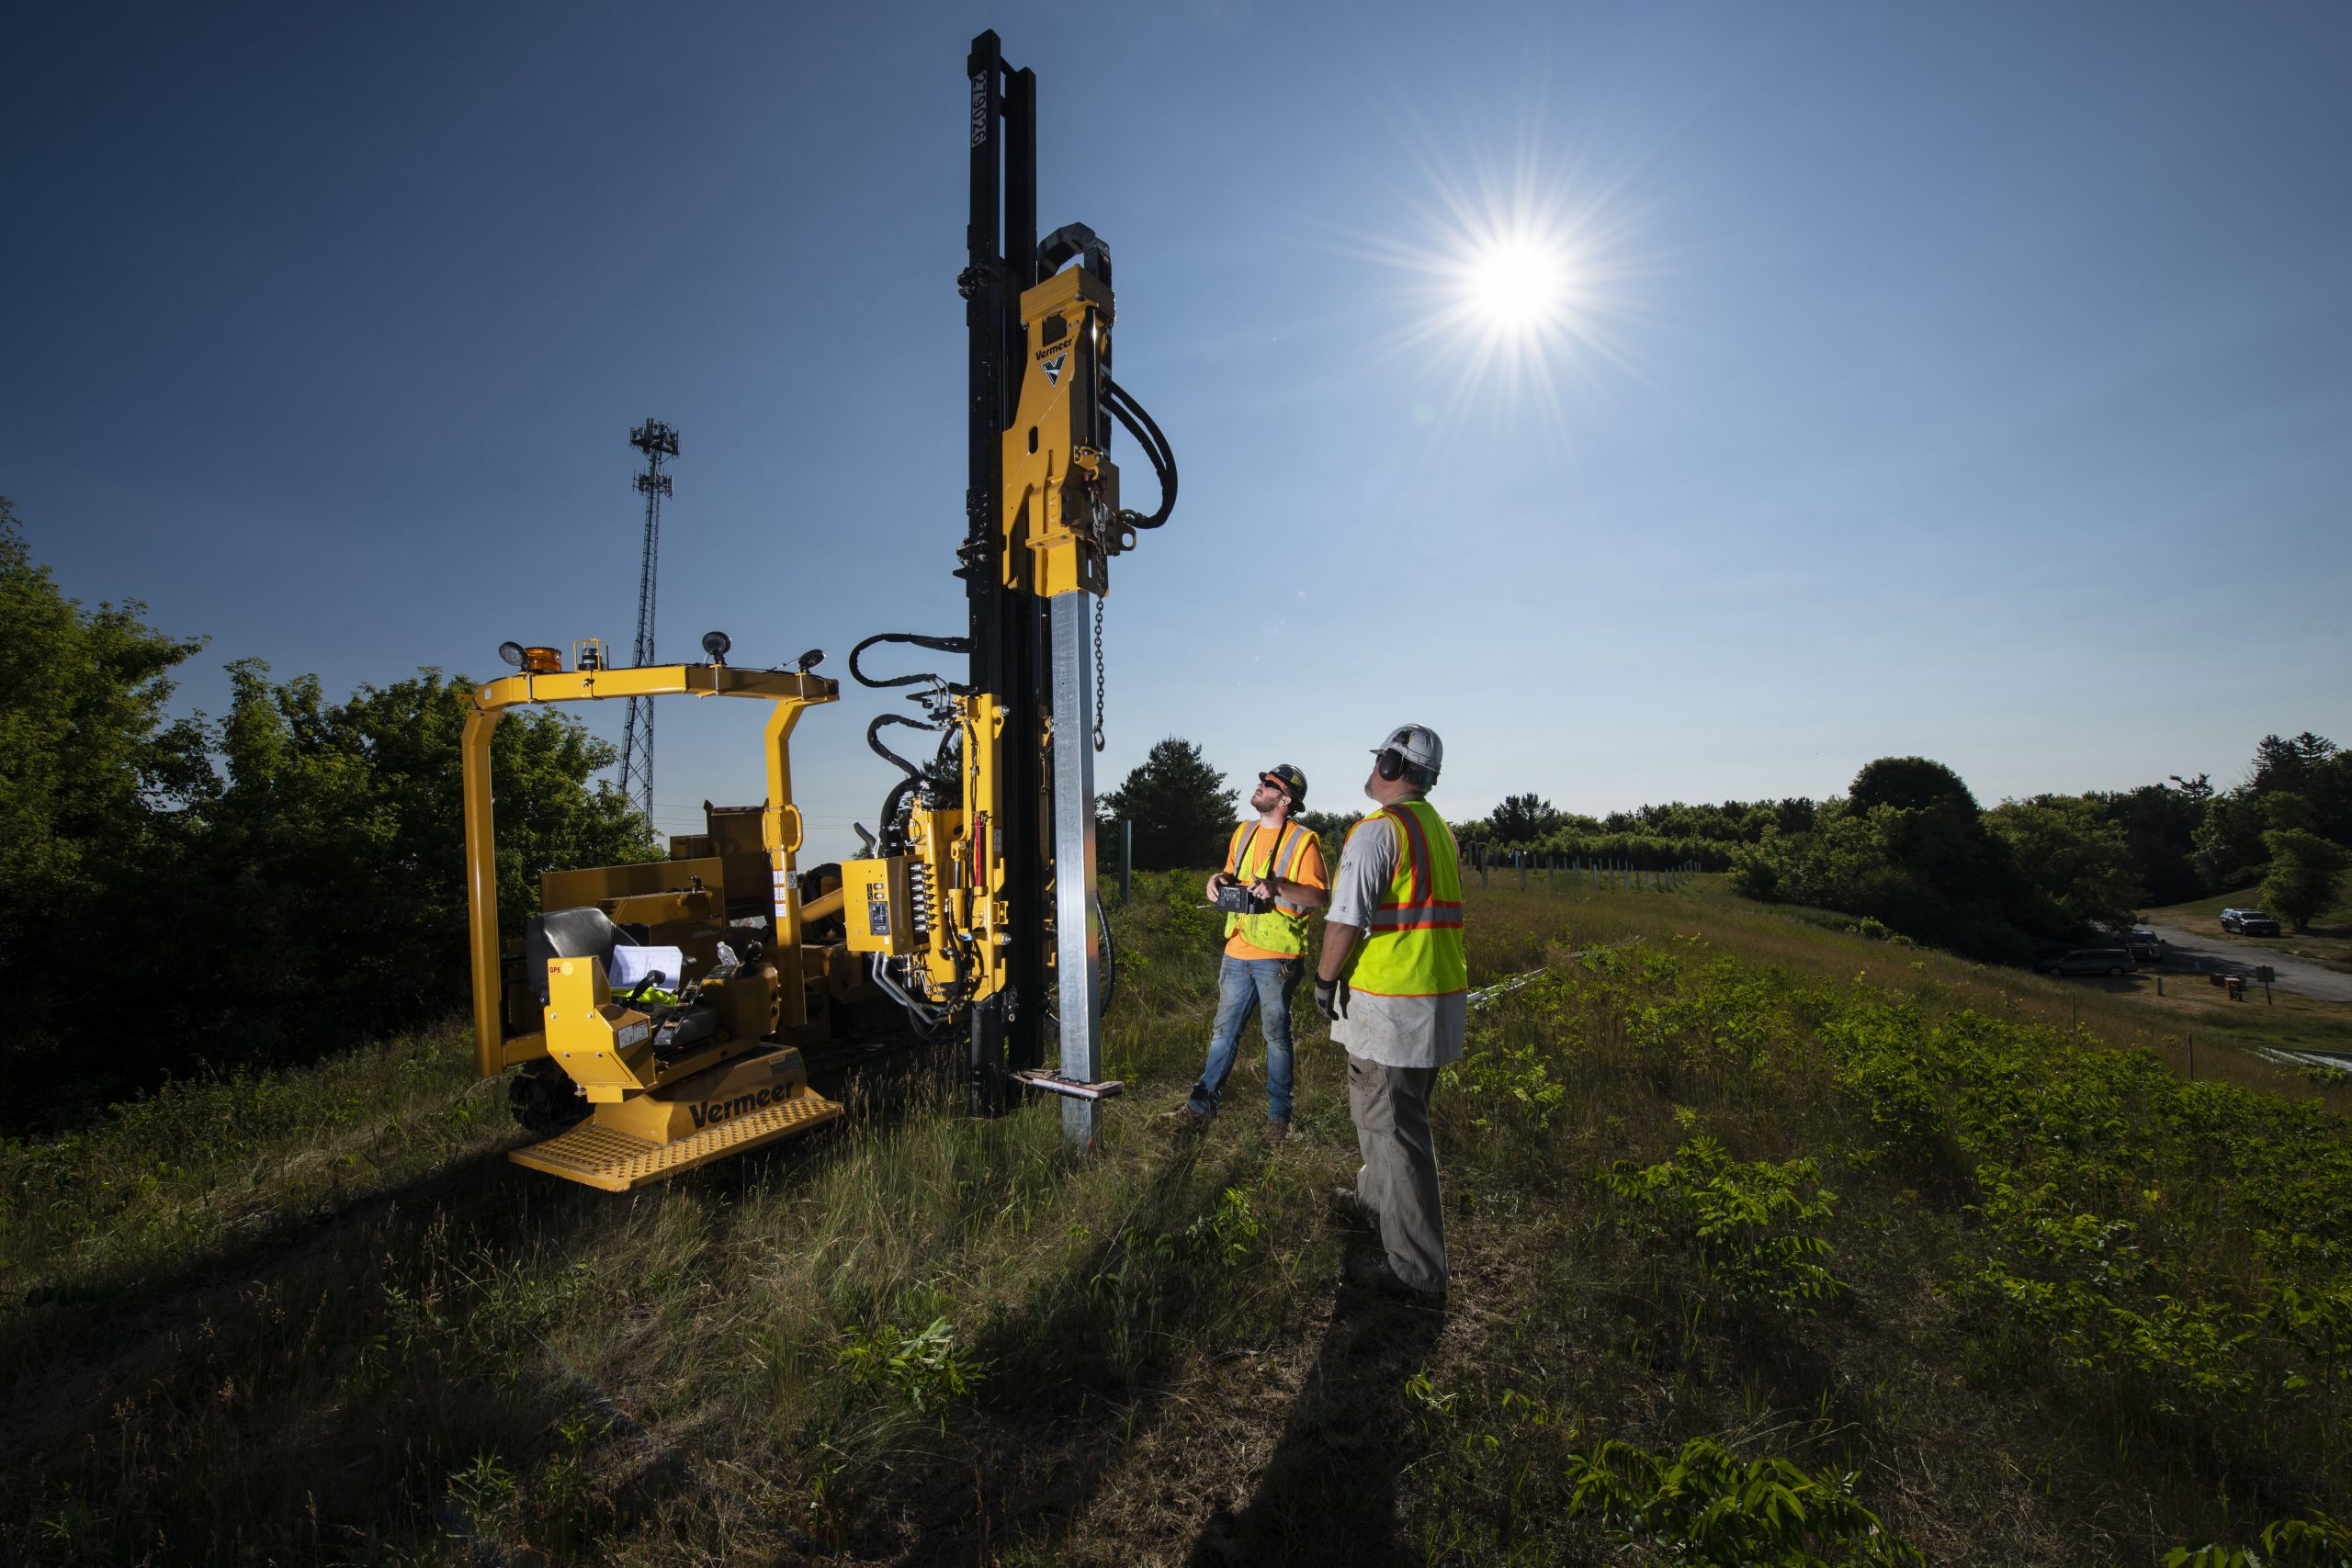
top-left (619, 418), bottom-right (677, 829)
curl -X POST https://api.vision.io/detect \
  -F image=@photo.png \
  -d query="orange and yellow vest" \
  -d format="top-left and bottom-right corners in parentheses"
top-left (1222, 819), bottom-right (1318, 957)
top-left (1345, 799), bottom-right (1466, 997)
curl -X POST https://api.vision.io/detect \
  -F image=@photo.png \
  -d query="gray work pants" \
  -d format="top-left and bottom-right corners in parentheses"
top-left (1346, 1054), bottom-right (1447, 1291)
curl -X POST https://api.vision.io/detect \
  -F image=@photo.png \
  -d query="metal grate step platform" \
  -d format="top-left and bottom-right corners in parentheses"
top-left (510, 1089), bottom-right (844, 1191)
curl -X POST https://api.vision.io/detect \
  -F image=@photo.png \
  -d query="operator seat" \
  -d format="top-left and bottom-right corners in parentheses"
top-left (525, 907), bottom-right (644, 1007)
top-left (524, 906), bottom-right (719, 1053)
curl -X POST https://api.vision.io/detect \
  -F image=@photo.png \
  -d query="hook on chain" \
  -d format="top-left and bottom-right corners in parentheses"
top-left (1092, 594), bottom-right (1106, 752)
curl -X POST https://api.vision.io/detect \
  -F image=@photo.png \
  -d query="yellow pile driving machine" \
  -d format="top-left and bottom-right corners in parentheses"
top-left (459, 30), bottom-right (1176, 1190)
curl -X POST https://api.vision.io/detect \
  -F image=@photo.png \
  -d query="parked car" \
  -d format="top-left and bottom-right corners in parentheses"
top-left (2221, 908), bottom-right (2250, 931)
top-left (2236, 911), bottom-right (2281, 937)
top-left (2041, 948), bottom-right (2135, 977)
top-left (2123, 930), bottom-right (2160, 962)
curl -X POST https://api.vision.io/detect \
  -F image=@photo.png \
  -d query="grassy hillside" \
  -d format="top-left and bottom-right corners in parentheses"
top-left (5, 874), bottom-right (2350, 1565)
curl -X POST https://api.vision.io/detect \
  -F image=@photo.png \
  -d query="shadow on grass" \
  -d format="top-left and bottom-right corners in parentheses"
top-left (0, 1140), bottom-right (528, 1393)
top-left (1183, 1261), bottom-right (1446, 1567)
top-left (828, 1130), bottom-right (1280, 1564)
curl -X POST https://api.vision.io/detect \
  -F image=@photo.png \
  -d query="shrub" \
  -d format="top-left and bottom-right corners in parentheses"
top-left (1597, 1111), bottom-right (1846, 1314)
top-left (1564, 1435), bottom-right (1924, 1566)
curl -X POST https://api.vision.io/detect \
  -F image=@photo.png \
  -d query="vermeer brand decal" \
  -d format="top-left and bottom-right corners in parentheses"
top-left (689, 1084), bottom-right (791, 1130)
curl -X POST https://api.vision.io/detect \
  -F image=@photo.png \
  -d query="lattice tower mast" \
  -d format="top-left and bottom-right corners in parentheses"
top-left (618, 418), bottom-right (678, 828)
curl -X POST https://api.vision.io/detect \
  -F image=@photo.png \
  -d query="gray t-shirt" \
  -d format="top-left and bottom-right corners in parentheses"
top-left (1327, 805), bottom-right (1468, 1069)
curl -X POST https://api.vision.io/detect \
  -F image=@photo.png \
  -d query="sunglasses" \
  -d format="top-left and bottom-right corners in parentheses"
top-left (1257, 775), bottom-right (1291, 795)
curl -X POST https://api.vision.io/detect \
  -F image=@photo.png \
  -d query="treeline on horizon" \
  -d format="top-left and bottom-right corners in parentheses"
top-left (1450, 742), bottom-right (2352, 964)
top-left (0, 500), bottom-right (655, 1127)
top-left (1103, 729), bottom-right (2351, 971)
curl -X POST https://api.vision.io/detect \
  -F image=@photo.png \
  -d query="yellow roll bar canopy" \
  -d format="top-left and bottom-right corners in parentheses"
top-left (459, 661), bottom-right (838, 1078)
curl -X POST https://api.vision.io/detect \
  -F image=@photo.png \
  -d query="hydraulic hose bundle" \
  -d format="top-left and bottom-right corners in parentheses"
top-left (1104, 378), bottom-right (1175, 531)
top-left (850, 631), bottom-right (971, 853)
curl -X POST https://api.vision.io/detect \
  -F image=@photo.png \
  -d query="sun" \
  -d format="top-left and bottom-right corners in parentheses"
top-left (1332, 129), bottom-right (1652, 455)
top-left (1462, 234), bottom-right (1575, 333)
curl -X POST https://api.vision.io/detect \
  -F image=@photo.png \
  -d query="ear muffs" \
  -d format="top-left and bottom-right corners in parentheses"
top-left (1377, 748), bottom-right (1406, 782)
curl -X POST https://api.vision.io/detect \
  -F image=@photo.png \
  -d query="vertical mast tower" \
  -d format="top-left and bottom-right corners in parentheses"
top-left (619, 418), bottom-right (678, 828)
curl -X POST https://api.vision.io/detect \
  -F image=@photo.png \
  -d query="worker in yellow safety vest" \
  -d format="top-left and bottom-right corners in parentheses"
top-left (1315, 724), bottom-right (1464, 1301)
top-left (1169, 762), bottom-right (1329, 1143)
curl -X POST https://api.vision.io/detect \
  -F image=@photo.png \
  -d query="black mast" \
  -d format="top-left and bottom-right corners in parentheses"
top-left (959, 31), bottom-right (1047, 1111)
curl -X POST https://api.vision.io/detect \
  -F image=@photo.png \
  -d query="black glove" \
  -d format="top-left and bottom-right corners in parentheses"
top-left (1314, 975), bottom-right (1350, 1021)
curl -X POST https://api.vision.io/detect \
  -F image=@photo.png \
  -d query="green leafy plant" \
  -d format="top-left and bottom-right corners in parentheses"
top-left (1597, 1113), bottom-right (1846, 1313)
top-left (1564, 1435), bottom-right (1924, 1566)
top-left (446, 1451), bottom-right (516, 1512)
top-left (2165, 1508), bottom-right (2352, 1567)
top-left (1446, 1026), bottom-right (1568, 1132)
top-left (836, 1314), bottom-right (987, 1415)
top-left (1182, 1183), bottom-right (1264, 1266)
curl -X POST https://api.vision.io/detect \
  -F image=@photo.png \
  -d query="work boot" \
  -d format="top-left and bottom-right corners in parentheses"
top-left (1344, 1250), bottom-right (1446, 1303)
top-left (1261, 1119), bottom-right (1290, 1147)
top-left (1165, 1104), bottom-right (1212, 1129)
top-left (1326, 1188), bottom-right (1376, 1228)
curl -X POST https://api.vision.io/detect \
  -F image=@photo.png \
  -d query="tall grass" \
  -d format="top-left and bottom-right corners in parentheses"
top-left (2, 872), bottom-right (2347, 1564)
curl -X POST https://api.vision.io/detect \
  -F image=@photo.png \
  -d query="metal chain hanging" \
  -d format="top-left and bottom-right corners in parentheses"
top-left (1092, 594), bottom-right (1107, 751)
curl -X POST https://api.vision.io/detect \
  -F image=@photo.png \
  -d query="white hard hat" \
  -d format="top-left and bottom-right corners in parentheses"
top-left (1372, 724), bottom-right (1443, 782)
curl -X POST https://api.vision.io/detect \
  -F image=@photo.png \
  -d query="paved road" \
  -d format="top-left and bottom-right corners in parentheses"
top-left (2139, 921), bottom-right (2352, 1005)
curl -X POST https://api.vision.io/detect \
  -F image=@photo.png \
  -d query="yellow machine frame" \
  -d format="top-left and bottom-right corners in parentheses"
top-left (460, 661), bottom-right (852, 1190)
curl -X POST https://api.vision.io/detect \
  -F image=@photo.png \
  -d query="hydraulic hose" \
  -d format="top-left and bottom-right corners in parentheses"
top-left (1042, 892), bottom-right (1119, 1025)
top-left (1103, 377), bottom-right (1176, 529)
top-left (1096, 892), bottom-right (1118, 1018)
top-left (866, 714), bottom-right (930, 783)
top-left (849, 630), bottom-right (972, 691)
top-left (869, 953), bottom-right (950, 1034)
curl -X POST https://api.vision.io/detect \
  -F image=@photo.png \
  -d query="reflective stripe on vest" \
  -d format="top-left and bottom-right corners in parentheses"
top-left (1346, 800), bottom-right (1467, 996)
top-left (1224, 820), bottom-right (1317, 953)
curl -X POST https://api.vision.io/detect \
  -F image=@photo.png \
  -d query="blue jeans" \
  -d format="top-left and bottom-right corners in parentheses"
top-left (1188, 954), bottom-right (1304, 1122)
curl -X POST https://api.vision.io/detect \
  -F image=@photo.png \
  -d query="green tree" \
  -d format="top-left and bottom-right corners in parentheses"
top-left (1488, 792), bottom-right (1562, 844)
top-left (1729, 758), bottom-right (2027, 962)
top-left (2089, 781), bottom-right (2205, 906)
top-left (2231, 732), bottom-right (2350, 852)
top-left (1098, 737), bottom-right (1238, 871)
top-left (2259, 829), bottom-right (2347, 933)
top-left (0, 499), bottom-right (211, 919)
top-left (0, 504), bottom-right (742, 1122)
top-left (181, 662), bottom-right (657, 1045)
top-left (1984, 795), bottom-right (2144, 933)
top-left (0, 499), bottom-right (212, 1102)
top-left (1850, 756), bottom-right (1978, 814)
top-left (2192, 791), bottom-right (2271, 889)
top-left (1295, 807), bottom-right (1360, 850)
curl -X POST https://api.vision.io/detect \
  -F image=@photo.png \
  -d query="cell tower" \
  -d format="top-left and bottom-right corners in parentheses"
top-left (618, 418), bottom-right (678, 828)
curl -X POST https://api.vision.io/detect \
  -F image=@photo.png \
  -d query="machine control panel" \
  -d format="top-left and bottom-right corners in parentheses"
top-left (842, 856), bottom-right (913, 956)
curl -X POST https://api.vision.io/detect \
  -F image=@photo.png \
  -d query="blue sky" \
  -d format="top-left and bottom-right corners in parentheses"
top-left (5, 1), bottom-right (2346, 861)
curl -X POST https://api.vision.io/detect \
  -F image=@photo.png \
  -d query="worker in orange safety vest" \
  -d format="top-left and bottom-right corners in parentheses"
top-left (1169, 762), bottom-right (1329, 1143)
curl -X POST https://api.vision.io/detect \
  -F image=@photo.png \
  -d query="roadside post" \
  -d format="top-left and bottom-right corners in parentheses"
top-left (1120, 819), bottom-right (1132, 905)
top-left (2256, 964), bottom-right (2275, 1005)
